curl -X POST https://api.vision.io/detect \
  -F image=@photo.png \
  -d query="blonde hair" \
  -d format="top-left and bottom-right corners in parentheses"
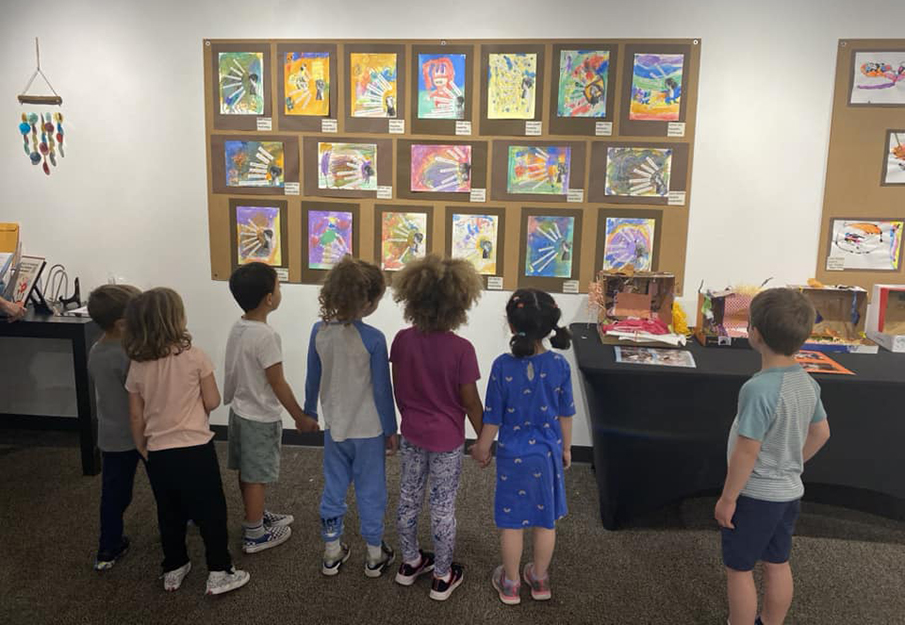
top-left (123, 287), bottom-right (192, 362)
top-left (392, 254), bottom-right (482, 332)
top-left (319, 256), bottom-right (386, 322)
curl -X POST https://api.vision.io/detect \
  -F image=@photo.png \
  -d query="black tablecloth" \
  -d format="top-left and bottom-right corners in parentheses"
top-left (571, 323), bottom-right (905, 530)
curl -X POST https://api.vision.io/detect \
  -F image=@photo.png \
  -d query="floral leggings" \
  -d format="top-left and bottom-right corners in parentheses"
top-left (396, 438), bottom-right (463, 578)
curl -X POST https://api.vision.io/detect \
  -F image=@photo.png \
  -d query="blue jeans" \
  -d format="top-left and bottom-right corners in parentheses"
top-left (98, 449), bottom-right (145, 555)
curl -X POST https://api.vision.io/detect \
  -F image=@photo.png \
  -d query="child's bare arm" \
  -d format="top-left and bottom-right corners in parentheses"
top-left (265, 363), bottom-right (319, 432)
top-left (129, 392), bottom-right (147, 459)
top-left (559, 416), bottom-right (573, 468)
top-left (200, 373), bottom-right (221, 413)
top-left (802, 419), bottom-right (830, 462)
top-left (459, 382), bottom-right (484, 437)
top-left (715, 436), bottom-right (761, 528)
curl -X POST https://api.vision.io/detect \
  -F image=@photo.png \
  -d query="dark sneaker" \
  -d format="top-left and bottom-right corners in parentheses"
top-left (429, 563), bottom-right (464, 601)
top-left (364, 541), bottom-right (396, 578)
top-left (395, 550), bottom-right (435, 586)
top-left (243, 525), bottom-right (292, 554)
top-left (322, 543), bottom-right (351, 576)
top-left (262, 510), bottom-right (294, 529)
top-left (492, 565), bottom-right (521, 605)
top-left (94, 536), bottom-right (130, 571)
top-left (523, 562), bottom-right (551, 601)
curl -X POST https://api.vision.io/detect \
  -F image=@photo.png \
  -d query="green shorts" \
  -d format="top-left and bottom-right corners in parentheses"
top-left (227, 409), bottom-right (282, 484)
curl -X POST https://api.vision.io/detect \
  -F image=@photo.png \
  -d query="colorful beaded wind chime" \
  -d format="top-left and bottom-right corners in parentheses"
top-left (17, 38), bottom-right (65, 176)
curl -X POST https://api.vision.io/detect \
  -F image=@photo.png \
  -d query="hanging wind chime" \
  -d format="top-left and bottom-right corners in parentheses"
top-left (17, 38), bottom-right (65, 176)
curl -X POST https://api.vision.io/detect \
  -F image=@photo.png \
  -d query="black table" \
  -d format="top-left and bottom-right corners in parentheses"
top-left (0, 310), bottom-right (102, 475)
top-left (571, 323), bottom-right (905, 530)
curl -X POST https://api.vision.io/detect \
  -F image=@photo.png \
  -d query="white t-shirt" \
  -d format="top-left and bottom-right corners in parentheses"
top-left (224, 319), bottom-right (283, 423)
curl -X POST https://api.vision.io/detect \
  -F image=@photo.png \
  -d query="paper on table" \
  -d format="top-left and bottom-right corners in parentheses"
top-left (608, 331), bottom-right (687, 346)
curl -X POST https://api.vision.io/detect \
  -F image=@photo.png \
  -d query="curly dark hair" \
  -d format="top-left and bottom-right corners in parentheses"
top-left (392, 254), bottom-right (483, 332)
top-left (123, 288), bottom-right (192, 362)
top-left (319, 256), bottom-right (386, 322)
top-left (506, 288), bottom-right (572, 358)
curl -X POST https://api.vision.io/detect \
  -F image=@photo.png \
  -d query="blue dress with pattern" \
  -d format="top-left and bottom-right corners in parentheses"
top-left (483, 350), bottom-right (575, 529)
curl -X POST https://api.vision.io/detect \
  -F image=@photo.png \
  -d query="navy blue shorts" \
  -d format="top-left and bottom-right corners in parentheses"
top-left (721, 495), bottom-right (800, 571)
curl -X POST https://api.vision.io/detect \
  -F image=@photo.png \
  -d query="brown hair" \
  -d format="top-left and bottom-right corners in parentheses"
top-left (392, 254), bottom-right (482, 332)
top-left (123, 288), bottom-right (192, 362)
top-left (319, 256), bottom-right (386, 322)
top-left (749, 288), bottom-right (816, 356)
top-left (87, 284), bottom-right (141, 331)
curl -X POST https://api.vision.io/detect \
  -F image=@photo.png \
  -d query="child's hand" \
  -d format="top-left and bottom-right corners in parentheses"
top-left (562, 449), bottom-right (572, 470)
top-left (385, 434), bottom-right (399, 456)
top-left (714, 496), bottom-right (736, 529)
top-left (138, 446), bottom-right (149, 462)
top-left (295, 415), bottom-right (320, 433)
top-left (470, 442), bottom-right (492, 468)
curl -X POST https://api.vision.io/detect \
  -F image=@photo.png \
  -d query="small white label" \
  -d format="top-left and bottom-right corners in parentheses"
top-left (595, 121), bottom-right (613, 136)
top-left (667, 122), bottom-right (686, 137)
top-left (525, 121), bottom-right (542, 136)
top-left (562, 280), bottom-right (580, 294)
top-left (377, 185), bottom-right (393, 199)
top-left (455, 121), bottom-right (472, 136)
top-left (567, 189), bottom-right (584, 203)
top-left (256, 117), bottom-right (273, 131)
top-left (487, 276), bottom-right (504, 290)
top-left (826, 256), bottom-right (846, 271)
top-left (667, 191), bottom-right (686, 206)
top-left (284, 182), bottom-right (300, 196)
top-left (275, 268), bottom-right (289, 282)
top-left (389, 119), bottom-right (406, 134)
top-left (469, 188), bottom-right (486, 203)
top-left (321, 118), bottom-right (338, 133)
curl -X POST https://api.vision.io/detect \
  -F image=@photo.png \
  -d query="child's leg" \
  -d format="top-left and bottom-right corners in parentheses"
top-left (351, 435), bottom-right (388, 548)
top-left (396, 439), bottom-right (430, 564)
top-left (427, 445), bottom-right (463, 579)
top-left (320, 430), bottom-right (354, 545)
top-left (726, 568), bottom-right (758, 625)
top-left (239, 481), bottom-right (266, 524)
top-left (531, 527), bottom-right (556, 578)
top-left (98, 449), bottom-right (142, 555)
top-left (500, 529), bottom-right (523, 582)
top-left (761, 561), bottom-right (793, 625)
top-left (146, 449), bottom-right (190, 573)
top-left (181, 442), bottom-right (233, 572)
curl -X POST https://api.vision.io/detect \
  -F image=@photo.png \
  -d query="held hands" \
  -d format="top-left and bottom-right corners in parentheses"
top-left (295, 414), bottom-right (321, 434)
top-left (469, 441), bottom-right (493, 468)
top-left (714, 496), bottom-right (736, 529)
top-left (562, 449), bottom-right (572, 470)
top-left (385, 434), bottom-right (398, 456)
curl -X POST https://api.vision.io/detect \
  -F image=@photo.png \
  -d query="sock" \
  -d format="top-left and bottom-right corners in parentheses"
top-left (243, 520), bottom-right (265, 539)
top-left (325, 539), bottom-right (342, 559)
top-left (366, 543), bottom-right (383, 563)
top-left (405, 554), bottom-right (422, 567)
top-left (435, 570), bottom-right (452, 582)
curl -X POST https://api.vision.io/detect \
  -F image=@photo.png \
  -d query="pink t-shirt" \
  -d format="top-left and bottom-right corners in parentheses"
top-left (125, 346), bottom-right (216, 452)
top-left (390, 328), bottom-right (480, 452)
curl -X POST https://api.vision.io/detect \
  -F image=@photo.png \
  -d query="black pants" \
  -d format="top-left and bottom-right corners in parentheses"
top-left (98, 449), bottom-right (145, 555)
top-left (146, 441), bottom-right (232, 573)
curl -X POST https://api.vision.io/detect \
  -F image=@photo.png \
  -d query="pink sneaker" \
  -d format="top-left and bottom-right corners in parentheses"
top-left (492, 565), bottom-right (521, 605)
top-left (523, 563), bottom-right (551, 601)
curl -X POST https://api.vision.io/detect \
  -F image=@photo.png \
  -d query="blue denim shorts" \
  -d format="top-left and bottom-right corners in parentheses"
top-left (721, 495), bottom-right (801, 571)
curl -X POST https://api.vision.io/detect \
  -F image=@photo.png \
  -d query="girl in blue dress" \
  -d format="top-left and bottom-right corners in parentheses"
top-left (472, 288), bottom-right (575, 605)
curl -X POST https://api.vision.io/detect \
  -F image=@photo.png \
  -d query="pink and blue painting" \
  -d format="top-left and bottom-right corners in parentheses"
top-left (411, 144), bottom-right (472, 192)
top-left (418, 54), bottom-right (467, 119)
top-left (308, 210), bottom-right (353, 270)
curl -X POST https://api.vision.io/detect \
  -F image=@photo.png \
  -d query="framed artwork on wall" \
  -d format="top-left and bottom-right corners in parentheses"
top-left (344, 44), bottom-right (407, 133)
top-left (396, 140), bottom-right (488, 202)
top-left (301, 201), bottom-right (360, 283)
top-left (210, 135), bottom-right (300, 196)
top-left (594, 208), bottom-right (663, 273)
top-left (277, 43), bottom-right (338, 132)
top-left (410, 45), bottom-right (475, 136)
top-left (881, 130), bottom-right (905, 185)
top-left (374, 204), bottom-right (434, 274)
top-left (549, 43), bottom-right (618, 136)
top-left (229, 199), bottom-right (290, 275)
top-left (826, 218), bottom-right (904, 272)
top-left (209, 42), bottom-right (272, 131)
top-left (518, 207), bottom-right (583, 290)
top-left (849, 51), bottom-right (905, 106)
top-left (446, 206), bottom-right (506, 288)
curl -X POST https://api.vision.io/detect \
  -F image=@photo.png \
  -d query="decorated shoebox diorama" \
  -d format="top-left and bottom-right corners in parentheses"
top-left (866, 284), bottom-right (905, 353)
top-left (694, 286), bottom-right (761, 348)
top-left (794, 283), bottom-right (878, 354)
top-left (590, 271), bottom-right (683, 348)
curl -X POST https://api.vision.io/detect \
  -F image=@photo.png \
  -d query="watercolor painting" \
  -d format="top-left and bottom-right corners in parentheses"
top-left (885, 131), bottom-right (905, 184)
top-left (829, 219), bottom-right (903, 271)
top-left (603, 217), bottom-right (656, 272)
top-left (418, 53), bottom-right (467, 120)
top-left (605, 147), bottom-right (672, 197)
top-left (308, 210), bottom-right (353, 270)
top-left (219, 52), bottom-right (265, 115)
top-left (629, 53), bottom-right (683, 121)
top-left (381, 212), bottom-right (428, 271)
top-left (350, 52), bottom-right (398, 117)
top-left (451, 213), bottom-right (499, 275)
top-left (850, 52), bottom-right (905, 105)
top-left (525, 215), bottom-right (574, 278)
top-left (410, 144), bottom-right (472, 193)
top-left (487, 53), bottom-right (537, 119)
top-left (507, 146), bottom-right (571, 195)
top-left (236, 206), bottom-right (281, 266)
top-left (284, 52), bottom-right (330, 116)
top-left (224, 140), bottom-right (284, 188)
top-left (557, 50), bottom-right (610, 118)
top-left (318, 142), bottom-right (378, 191)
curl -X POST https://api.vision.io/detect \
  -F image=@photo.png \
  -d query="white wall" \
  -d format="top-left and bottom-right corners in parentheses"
top-left (2, 0), bottom-right (903, 446)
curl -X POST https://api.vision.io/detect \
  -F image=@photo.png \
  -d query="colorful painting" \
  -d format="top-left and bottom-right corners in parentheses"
top-left (525, 215), bottom-right (574, 278)
top-left (603, 217), bottom-right (656, 272)
top-left (605, 147), bottom-right (672, 197)
top-left (418, 54), bottom-right (466, 119)
top-left (411, 144), bottom-right (472, 192)
top-left (236, 206), bottom-right (282, 266)
top-left (829, 219), bottom-right (904, 271)
top-left (350, 53), bottom-right (398, 117)
top-left (284, 52), bottom-right (330, 116)
top-left (885, 131), bottom-right (905, 184)
top-left (850, 52), bottom-right (905, 105)
top-left (487, 53), bottom-right (537, 119)
top-left (557, 50), bottom-right (610, 118)
top-left (451, 214), bottom-right (499, 275)
top-left (381, 212), bottom-right (428, 271)
top-left (219, 52), bottom-right (265, 115)
top-left (318, 142), bottom-right (378, 191)
top-left (224, 140), bottom-right (284, 188)
top-left (629, 53), bottom-right (683, 121)
top-left (614, 346), bottom-right (696, 368)
top-left (507, 146), bottom-right (571, 195)
top-left (308, 210), bottom-right (353, 270)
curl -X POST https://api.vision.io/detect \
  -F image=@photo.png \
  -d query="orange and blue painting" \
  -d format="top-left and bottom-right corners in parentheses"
top-left (381, 212), bottom-right (428, 271)
top-left (284, 52), bottom-right (330, 116)
top-left (225, 140), bottom-right (284, 188)
top-left (629, 53), bottom-right (683, 121)
top-left (507, 146), bottom-right (570, 195)
top-left (350, 53), bottom-right (398, 117)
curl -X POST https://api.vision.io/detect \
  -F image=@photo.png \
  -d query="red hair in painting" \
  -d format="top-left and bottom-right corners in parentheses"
top-left (422, 56), bottom-right (456, 93)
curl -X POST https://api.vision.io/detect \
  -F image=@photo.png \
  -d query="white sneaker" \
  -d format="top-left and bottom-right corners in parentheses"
top-left (162, 561), bottom-right (192, 592)
top-left (205, 568), bottom-right (250, 596)
top-left (243, 525), bottom-right (292, 554)
top-left (262, 510), bottom-right (294, 528)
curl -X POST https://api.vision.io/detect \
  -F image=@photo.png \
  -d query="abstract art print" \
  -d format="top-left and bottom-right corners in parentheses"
top-left (850, 52), bottom-right (905, 105)
top-left (451, 213), bottom-right (499, 275)
top-left (219, 52), bottom-right (265, 115)
top-left (410, 144), bottom-right (472, 192)
top-left (884, 131), bottom-right (905, 184)
top-left (350, 53), bottom-right (398, 117)
top-left (557, 50), bottom-right (610, 118)
top-left (605, 147), bottom-right (672, 197)
top-left (224, 140), bottom-right (284, 188)
top-left (525, 215), bottom-right (574, 278)
top-left (236, 206), bottom-right (282, 266)
top-left (381, 212), bottom-right (428, 271)
top-left (603, 217), bottom-right (656, 272)
top-left (829, 219), bottom-right (904, 271)
top-left (629, 53), bottom-right (683, 121)
top-left (284, 52), bottom-right (330, 116)
top-left (507, 146), bottom-right (571, 195)
top-left (318, 142), bottom-right (378, 191)
top-left (487, 53), bottom-right (537, 119)
top-left (418, 54), bottom-right (467, 119)
top-left (308, 210), bottom-right (353, 270)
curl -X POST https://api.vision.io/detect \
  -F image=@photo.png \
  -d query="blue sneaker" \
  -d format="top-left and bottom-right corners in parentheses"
top-left (243, 524), bottom-right (291, 554)
top-left (94, 536), bottom-right (130, 571)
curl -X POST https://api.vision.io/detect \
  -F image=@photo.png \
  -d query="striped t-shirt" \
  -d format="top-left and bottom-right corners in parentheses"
top-left (727, 365), bottom-right (827, 502)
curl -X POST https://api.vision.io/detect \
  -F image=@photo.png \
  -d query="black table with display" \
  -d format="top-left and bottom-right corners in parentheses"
top-left (570, 323), bottom-right (905, 530)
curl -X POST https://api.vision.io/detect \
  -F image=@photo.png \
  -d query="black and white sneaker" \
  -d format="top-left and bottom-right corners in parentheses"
top-left (321, 543), bottom-right (351, 576)
top-left (364, 541), bottom-right (396, 578)
top-left (429, 563), bottom-right (464, 601)
top-left (94, 536), bottom-right (130, 571)
top-left (395, 550), bottom-right (435, 586)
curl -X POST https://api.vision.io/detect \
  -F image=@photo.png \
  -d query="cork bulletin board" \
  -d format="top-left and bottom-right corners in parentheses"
top-left (204, 38), bottom-right (701, 293)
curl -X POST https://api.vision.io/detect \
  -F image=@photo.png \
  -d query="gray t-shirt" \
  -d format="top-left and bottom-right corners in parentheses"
top-left (88, 340), bottom-right (135, 452)
top-left (727, 365), bottom-right (828, 502)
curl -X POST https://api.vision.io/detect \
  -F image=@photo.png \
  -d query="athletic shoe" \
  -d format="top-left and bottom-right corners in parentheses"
top-left (243, 525), bottom-right (292, 554)
top-left (322, 543), bottom-right (351, 576)
top-left (205, 568), bottom-right (250, 596)
top-left (523, 562), bottom-right (551, 601)
top-left (364, 541), bottom-right (396, 578)
top-left (430, 563), bottom-right (464, 601)
top-left (94, 536), bottom-right (130, 571)
top-left (162, 561), bottom-right (192, 592)
top-left (262, 510), bottom-right (294, 528)
top-left (395, 550), bottom-right (435, 586)
top-left (491, 565), bottom-right (521, 605)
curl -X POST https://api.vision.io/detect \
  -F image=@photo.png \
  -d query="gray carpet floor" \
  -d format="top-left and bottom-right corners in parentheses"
top-left (1, 431), bottom-right (903, 624)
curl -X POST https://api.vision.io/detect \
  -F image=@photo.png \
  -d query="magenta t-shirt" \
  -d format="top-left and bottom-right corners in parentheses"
top-left (390, 327), bottom-right (480, 452)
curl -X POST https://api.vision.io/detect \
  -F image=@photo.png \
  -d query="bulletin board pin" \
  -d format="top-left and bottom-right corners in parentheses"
top-left (16, 38), bottom-right (66, 176)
